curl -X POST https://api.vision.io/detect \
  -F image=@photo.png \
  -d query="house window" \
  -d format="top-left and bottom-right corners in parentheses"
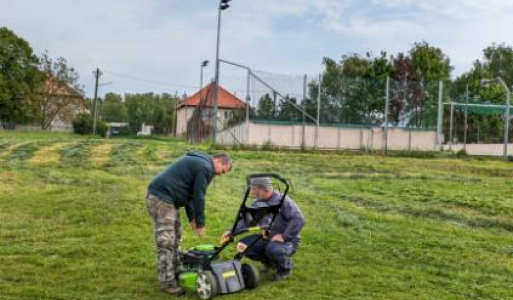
top-left (224, 110), bottom-right (233, 119)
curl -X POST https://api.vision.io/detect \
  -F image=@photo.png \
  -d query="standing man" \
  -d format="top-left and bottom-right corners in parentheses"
top-left (222, 177), bottom-right (305, 281)
top-left (146, 151), bottom-right (232, 295)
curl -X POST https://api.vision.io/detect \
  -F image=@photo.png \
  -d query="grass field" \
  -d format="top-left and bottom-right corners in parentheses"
top-left (1, 132), bottom-right (513, 300)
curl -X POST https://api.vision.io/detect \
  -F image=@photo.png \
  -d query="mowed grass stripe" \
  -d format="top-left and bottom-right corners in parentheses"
top-left (90, 143), bottom-right (116, 166)
top-left (5, 142), bottom-right (41, 162)
top-left (109, 141), bottom-right (142, 166)
top-left (1, 132), bottom-right (513, 300)
top-left (29, 142), bottom-right (70, 165)
top-left (58, 140), bottom-right (94, 166)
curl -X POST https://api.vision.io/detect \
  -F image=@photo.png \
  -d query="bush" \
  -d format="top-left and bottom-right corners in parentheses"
top-left (72, 113), bottom-right (108, 137)
top-left (455, 149), bottom-right (468, 158)
top-left (261, 140), bottom-right (275, 151)
top-left (231, 143), bottom-right (242, 151)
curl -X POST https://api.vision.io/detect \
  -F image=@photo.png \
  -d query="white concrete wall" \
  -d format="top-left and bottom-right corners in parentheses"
top-left (218, 121), bottom-right (438, 151)
top-left (176, 107), bottom-right (195, 136)
top-left (217, 123), bottom-right (248, 145)
top-left (444, 143), bottom-right (513, 156)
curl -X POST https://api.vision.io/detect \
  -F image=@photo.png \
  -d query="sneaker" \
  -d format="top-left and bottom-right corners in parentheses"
top-left (261, 263), bottom-right (274, 273)
top-left (273, 270), bottom-right (291, 281)
top-left (161, 286), bottom-right (185, 296)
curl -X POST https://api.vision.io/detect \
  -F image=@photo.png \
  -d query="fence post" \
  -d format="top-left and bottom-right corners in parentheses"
top-left (302, 74), bottom-right (307, 149)
top-left (337, 126), bottom-right (341, 150)
top-left (384, 76), bottom-right (390, 155)
top-left (436, 80), bottom-right (444, 151)
top-left (408, 128), bottom-right (412, 152)
top-left (315, 74), bottom-right (321, 149)
top-left (245, 69), bottom-right (251, 146)
top-left (449, 102), bottom-right (454, 151)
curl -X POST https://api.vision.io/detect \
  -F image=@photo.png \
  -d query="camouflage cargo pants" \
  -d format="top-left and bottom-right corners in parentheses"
top-left (146, 193), bottom-right (182, 289)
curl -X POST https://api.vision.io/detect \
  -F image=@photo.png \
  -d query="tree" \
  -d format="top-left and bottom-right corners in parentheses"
top-left (72, 113), bottom-right (108, 136)
top-left (449, 43), bottom-right (513, 143)
top-left (256, 93), bottom-right (274, 120)
top-left (483, 43), bottom-right (513, 86)
top-left (316, 52), bottom-right (392, 125)
top-left (101, 92), bottom-right (128, 122)
top-left (124, 92), bottom-right (177, 134)
top-left (153, 93), bottom-right (176, 134)
top-left (391, 53), bottom-right (424, 126)
top-left (28, 52), bottom-right (84, 130)
top-left (409, 42), bottom-right (452, 127)
top-left (277, 96), bottom-right (301, 122)
top-left (0, 27), bottom-right (40, 126)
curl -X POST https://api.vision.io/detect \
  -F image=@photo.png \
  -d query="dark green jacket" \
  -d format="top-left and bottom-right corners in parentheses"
top-left (148, 151), bottom-right (214, 227)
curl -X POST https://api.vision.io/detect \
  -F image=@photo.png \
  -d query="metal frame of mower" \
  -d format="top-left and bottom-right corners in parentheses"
top-left (177, 173), bottom-right (290, 299)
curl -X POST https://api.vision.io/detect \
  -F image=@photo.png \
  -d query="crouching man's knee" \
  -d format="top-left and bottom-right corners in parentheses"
top-left (265, 242), bottom-right (287, 260)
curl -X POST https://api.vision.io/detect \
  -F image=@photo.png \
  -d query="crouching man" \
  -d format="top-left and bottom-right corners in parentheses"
top-left (222, 177), bottom-right (305, 281)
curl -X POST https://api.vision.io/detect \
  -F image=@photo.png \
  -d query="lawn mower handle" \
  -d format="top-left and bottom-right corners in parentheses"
top-left (246, 173), bottom-right (289, 188)
top-left (212, 173), bottom-right (290, 261)
top-left (219, 226), bottom-right (267, 246)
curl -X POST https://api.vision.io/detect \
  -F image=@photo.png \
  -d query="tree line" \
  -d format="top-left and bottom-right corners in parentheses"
top-left (2, 26), bottom-right (513, 142)
top-left (254, 42), bottom-right (513, 143)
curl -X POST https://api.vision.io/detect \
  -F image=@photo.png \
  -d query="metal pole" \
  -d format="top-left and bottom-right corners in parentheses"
top-left (213, 2), bottom-right (223, 145)
top-left (220, 59), bottom-right (317, 123)
top-left (315, 74), bottom-right (321, 149)
top-left (185, 93), bottom-right (188, 138)
top-left (384, 76), bottom-right (390, 155)
top-left (496, 77), bottom-right (510, 160)
top-left (92, 68), bottom-right (101, 136)
top-left (464, 83), bottom-right (469, 150)
top-left (449, 102), bottom-right (454, 151)
top-left (463, 83), bottom-right (469, 151)
top-left (509, 88), bottom-right (512, 159)
top-left (506, 89), bottom-right (510, 160)
top-left (200, 65), bottom-right (205, 102)
top-left (246, 69), bottom-right (251, 145)
top-left (199, 64), bottom-right (205, 141)
top-left (302, 74), bottom-right (307, 149)
top-left (436, 80), bottom-right (444, 151)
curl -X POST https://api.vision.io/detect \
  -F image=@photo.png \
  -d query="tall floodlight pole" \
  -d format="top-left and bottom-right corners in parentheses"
top-left (199, 60), bottom-right (209, 103)
top-left (213, 0), bottom-right (232, 145)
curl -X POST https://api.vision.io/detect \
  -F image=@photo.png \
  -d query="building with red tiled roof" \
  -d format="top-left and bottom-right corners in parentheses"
top-left (38, 75), bottom-right (87, 131)
top-left (176, 83), bottom-right (247, 136)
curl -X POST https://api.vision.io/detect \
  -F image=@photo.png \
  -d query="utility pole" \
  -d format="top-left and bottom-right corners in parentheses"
top-left (92, 68), bottom-right (102, 135)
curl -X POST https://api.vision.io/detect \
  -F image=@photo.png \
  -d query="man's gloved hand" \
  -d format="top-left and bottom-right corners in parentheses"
top-left (220, 230), bottom-right (232, 244)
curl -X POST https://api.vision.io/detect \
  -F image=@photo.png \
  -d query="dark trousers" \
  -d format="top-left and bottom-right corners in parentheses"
top-left (239, 234), bottom-right (297, 273)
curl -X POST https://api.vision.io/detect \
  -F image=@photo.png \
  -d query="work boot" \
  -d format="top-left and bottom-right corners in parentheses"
top-left (161, 286), bottom-right (185, 296)
top-left (261, 263), bottom-right (274, 273)
top-left (273, 270), bottom-right (291, 281)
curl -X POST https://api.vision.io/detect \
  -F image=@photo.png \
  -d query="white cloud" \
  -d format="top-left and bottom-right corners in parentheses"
top-left (0, 0), bottom-right (512, 96)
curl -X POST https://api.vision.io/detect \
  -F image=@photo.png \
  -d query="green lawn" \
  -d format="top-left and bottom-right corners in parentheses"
top-left (1, 132), bottom-right (512, 300)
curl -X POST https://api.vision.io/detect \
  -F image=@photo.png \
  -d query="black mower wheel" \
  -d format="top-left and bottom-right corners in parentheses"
top-left (195, 271), bottom-right (218, 300)
top-left (241, 263), bottom-right (260, 289)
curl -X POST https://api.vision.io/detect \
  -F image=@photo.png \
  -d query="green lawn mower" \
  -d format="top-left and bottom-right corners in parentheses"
top-left (177, 173), bottom-right (290, 299)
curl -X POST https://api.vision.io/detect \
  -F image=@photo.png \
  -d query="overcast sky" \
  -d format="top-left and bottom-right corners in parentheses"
top-left (1, 0), bottom-right (512, 98)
